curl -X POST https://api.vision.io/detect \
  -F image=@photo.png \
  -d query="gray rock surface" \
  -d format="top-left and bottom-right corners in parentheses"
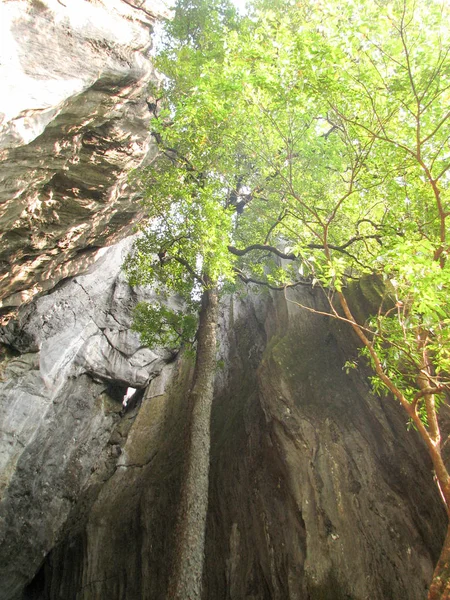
top-left (0, 0), bottom-right (168, 308)
top-left (0, 237), bottom-right (173, 600)
top-left (15, 285), bottom-right (446, 600)
top-left (206, 290), bottom-right (445, 599)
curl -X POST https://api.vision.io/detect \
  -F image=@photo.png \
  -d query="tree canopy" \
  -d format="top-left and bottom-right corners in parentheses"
top-left (126, 0), bottom-right (450, 596)
top-left (128, 0), bottom-right (450, 407)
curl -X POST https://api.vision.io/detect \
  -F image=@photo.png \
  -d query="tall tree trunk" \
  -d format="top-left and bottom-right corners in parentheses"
top-left (429, 522), bottom-right (450, 600)
top-left (167, 285), bottom-right (219, 600)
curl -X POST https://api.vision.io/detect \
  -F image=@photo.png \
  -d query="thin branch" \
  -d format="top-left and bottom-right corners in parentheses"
top-left (435, 162), bottom-right (450, 183)
top-left (229, 244), bottom-right (296, 260)
top-left (235, 271), bottom-right (311, 290)
top-left (420, 110), bottom-right (450, 145)
top-left (329, 105), bottom-right (417, 160)
top-left (419, 46), bottom-right (450, 106)
top-left (172, 255), bottom-right (204, 285)
top-left (429, 130), bottom-right (450, 172)
top-left (264, 209), bottom-right (287, 244)
top-left (283, 288), bottom-right (375, 334)
top-left (421, 80), bottom-right (450, 114)
top-left (413, 386), bottom-right (448, 402)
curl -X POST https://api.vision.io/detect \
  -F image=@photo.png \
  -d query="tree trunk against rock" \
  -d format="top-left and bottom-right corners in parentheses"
top-left (429, 522), bottom-right (450, 600)
top-left (167, 285), bottom-right (219, 600)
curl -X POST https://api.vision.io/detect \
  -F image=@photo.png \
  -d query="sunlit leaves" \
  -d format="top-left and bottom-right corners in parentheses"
top-left (127, 0), bottom-right (450, 422)
top-left (132, 302), bottom-right (198, 350)
top-left (125, 0), bottom-right (242, 348)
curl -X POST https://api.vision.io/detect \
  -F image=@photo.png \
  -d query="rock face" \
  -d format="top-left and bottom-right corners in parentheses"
top-left (206, 291), bottom-right (444, 600)
top-left (0, 0), bottom-right (168, 310)
top-left (0, 237), bottom-right (174, 600)
top-left (1, 255), bottom-right (445, 599)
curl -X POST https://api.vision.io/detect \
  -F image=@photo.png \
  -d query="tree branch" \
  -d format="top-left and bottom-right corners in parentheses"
top-left (228, 234), bottom-right (382, 262)
top-left (235, 270), bottom-right (311, 290)
top-left (228, 244), bottom-right (296, 260)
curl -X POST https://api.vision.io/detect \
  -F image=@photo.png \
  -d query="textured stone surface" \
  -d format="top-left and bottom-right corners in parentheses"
top-left (0, 0), bottom-right (168, 309)
top-left (0, 237), bottom-right (174, 600)
top-left (15, 286), bottom-right (446, 600)
top-left (206, 290), bottom-right (444, 600)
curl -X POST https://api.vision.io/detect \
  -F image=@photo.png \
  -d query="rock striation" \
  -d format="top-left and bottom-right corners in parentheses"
top-left (0, 0), bottom-right (168, 310)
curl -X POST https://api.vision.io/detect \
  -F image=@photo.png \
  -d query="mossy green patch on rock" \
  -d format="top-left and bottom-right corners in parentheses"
top-left (346, 274), bottom-right (393, 325)
top-left (0, 344), bottom-right (18, 381)
top-left (267, 332), bottom-right (312, 385)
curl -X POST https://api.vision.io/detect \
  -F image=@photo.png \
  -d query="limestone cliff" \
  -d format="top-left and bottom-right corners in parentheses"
top-left (0, 248), bottom-right (446, 599)
top-left (0, 0), bottom-right (168, 310)
top-left (0, 237), bottom-right (177, 599)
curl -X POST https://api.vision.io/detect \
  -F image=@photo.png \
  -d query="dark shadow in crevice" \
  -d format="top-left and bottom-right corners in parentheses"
top-left (22, 561), bottom-right (46, 600)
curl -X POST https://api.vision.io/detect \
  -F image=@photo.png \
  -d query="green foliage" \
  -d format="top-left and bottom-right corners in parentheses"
top-left (125, 157), bottom-right (236, 292)
top-left (127, 0), bottom-right (450, 433)
top-left (343, 359), bottom-right (358, 375)
top-left (363, 238), bottom-right (450, 408)
top-left (125, 0), bottom-right (241, 349)
top-left (132, 302), bottom-right (198, 350)
top-left (200, 0), bottom-right (450, 427)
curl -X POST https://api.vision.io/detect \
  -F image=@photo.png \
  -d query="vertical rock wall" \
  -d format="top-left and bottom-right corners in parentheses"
top-left (206, 289), bottom-right (444, 600)
top-left (0, 238), bottom-right (174, 600)
top-left (15, 284), bottom-right (445, 600)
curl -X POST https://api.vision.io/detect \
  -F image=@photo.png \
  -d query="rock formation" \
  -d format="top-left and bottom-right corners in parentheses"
top-left (0, 255), bottom-right (446, 599)
top-left (0, 0), bottom-right (168, 311)
top-left (0, 2), bottom-right (448, 599)
top-left (0, 237), bottom-right (177, 599)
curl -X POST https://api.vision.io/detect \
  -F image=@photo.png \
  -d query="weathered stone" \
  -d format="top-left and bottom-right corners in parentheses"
top-left (0, 237), bottom-right (173, 600)
top-left (16, 286), bottom-right (445, 600)
top-left (0, 0), bottom-right (168, 309)
top-left (206, 289), bottom-right (444, 600)
top-left (0, 3), bottom-right (447, 598)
